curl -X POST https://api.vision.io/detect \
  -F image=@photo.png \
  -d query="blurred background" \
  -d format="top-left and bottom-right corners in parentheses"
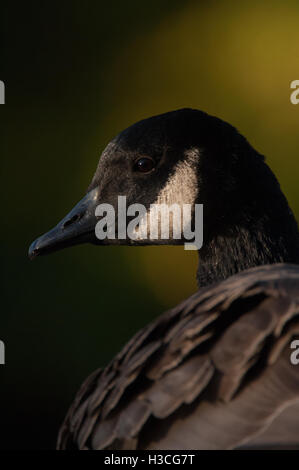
top-left (1, 0), bottom-right (299, 449)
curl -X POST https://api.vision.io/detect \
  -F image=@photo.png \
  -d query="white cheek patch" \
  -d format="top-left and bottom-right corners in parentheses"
top-left (155, 148), bottom-right (199, 206)
top-left (133, 149), bottom-right (199, 241)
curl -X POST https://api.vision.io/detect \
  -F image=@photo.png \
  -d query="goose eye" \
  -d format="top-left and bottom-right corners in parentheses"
top-left (134, 157), bottom-right (155, 173)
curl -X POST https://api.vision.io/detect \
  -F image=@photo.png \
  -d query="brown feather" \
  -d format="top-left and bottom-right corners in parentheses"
top-left (57, 264), bottom-right (299, 450)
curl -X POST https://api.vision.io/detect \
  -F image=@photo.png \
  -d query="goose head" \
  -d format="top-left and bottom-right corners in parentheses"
top-left (28, 108), bottom-right (299, 286)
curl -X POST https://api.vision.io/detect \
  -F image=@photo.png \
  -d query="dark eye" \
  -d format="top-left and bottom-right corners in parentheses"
top-left (134, 157), bottom-right (155, 174)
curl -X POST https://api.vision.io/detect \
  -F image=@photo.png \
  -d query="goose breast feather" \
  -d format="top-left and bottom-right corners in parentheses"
top-left (57, 263), bottom-right (299, 450)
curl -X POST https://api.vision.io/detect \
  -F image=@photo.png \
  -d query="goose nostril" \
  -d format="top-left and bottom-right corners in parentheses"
top-left (63, 214), bottom-right (81, 229)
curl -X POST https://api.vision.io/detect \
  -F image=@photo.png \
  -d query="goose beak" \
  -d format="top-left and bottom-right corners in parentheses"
top-left (28, 188), bottom-right (100, 260)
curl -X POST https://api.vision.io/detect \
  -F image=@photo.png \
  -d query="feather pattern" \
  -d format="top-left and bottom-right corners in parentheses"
top-left (57, 264), bottom-right (299, 450)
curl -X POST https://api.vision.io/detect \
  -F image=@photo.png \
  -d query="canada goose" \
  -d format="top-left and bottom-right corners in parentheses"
top-left (29, 109), bottom-right (299, 449)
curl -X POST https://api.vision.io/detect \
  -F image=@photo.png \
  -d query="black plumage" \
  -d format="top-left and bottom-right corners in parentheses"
top-left (29, 109), bottom-right (299, 449)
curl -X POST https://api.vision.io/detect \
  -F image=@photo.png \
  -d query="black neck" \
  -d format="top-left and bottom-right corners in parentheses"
top-left (196, 201), bottom-right (299, 288)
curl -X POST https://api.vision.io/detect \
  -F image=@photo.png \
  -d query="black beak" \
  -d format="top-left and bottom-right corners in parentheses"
top-left (28, 188), bottom-right (100, 260)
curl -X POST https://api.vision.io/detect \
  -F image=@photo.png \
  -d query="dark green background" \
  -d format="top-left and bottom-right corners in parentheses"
top-left (1, 0), bottom-right (298, 449)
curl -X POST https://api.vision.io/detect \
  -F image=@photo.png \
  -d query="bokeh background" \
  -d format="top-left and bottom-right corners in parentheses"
top-left (1, 0), bottom-right (299, 449)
